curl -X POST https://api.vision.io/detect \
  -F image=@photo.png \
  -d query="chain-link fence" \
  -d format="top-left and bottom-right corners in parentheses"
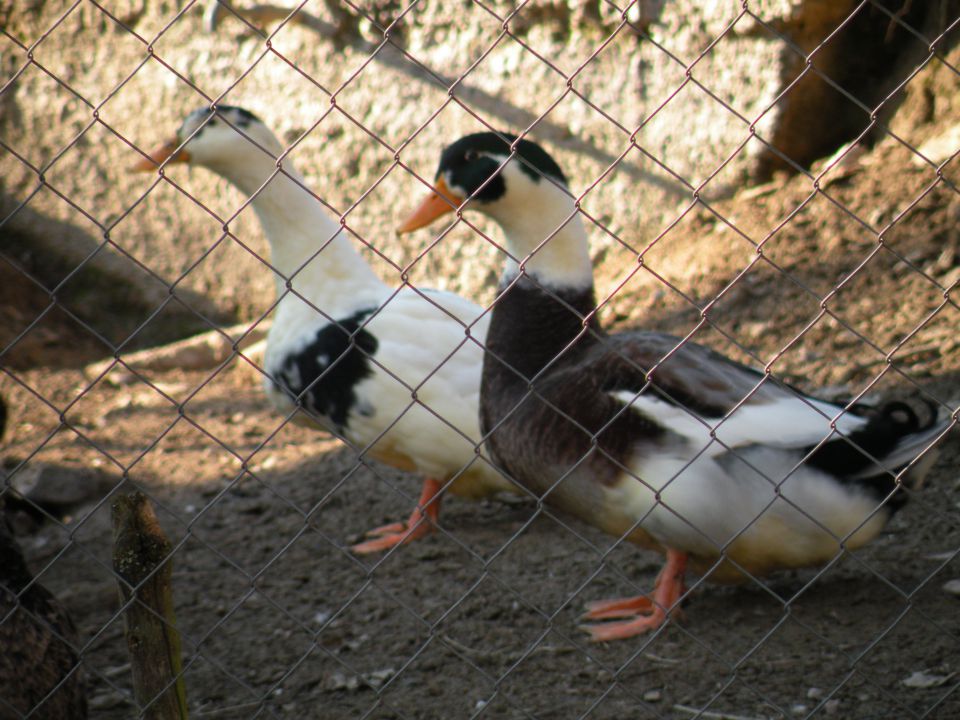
top-left (2, 1), bottom-right (960, 718)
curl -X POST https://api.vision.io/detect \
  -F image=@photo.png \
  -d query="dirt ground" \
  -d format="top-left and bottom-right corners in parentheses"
top-left (3, 72), bottom-right (960, 720)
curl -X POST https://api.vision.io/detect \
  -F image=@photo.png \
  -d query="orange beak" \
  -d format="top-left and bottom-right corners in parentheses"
top-left (131, 138), bottom-right (191, 172)
top-left (397, 176), bottom-right (465, 233)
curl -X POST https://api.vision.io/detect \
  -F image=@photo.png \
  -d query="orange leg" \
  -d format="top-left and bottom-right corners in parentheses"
top-left (581, 548), bottom-right (687, 642)
top-left (351, 478), bottom-right (443, 554)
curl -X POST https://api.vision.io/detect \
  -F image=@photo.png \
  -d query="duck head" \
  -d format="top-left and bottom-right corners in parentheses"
top-left (132, 105), bottom-right (283, 178)
top-left (399, 132), bottom-right (592, 288)
top-left (399, 132), bottom-right (569, 231)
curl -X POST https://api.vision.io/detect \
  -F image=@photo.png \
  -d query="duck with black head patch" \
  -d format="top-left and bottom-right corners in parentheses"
top-left (135, 108), bottom-right (520, 552)
top-left (399, 131), bottom-right (953, 642)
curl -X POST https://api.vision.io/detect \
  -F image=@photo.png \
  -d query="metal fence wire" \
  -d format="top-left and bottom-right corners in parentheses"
top-left (2, 0), bottom-right (960, 718)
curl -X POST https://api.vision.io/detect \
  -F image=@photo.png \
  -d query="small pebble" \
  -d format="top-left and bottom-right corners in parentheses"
top-left (902, 670), bottom-right (954, 689)
top-left (327, 672), bottom-right (360, 691)
top-left (642, 689), bottom-right (662, 702)
top-left (943, 579), bottom-right (960, 596)
top-left (824, 699), bottom-right (840, 715)
top-left (366, 668), bottom-right (395, 689)
top-left (807, 687), bottom-right (823, 700)
top-left (791, 704), bottom-right (807, 715)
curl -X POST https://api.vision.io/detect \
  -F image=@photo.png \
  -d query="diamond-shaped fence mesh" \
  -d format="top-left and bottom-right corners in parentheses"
top-left (2, 1), bottom-right (960, 718)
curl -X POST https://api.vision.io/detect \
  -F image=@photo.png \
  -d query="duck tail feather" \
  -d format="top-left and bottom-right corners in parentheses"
top-left (806, 398), bottom-right (951, 483)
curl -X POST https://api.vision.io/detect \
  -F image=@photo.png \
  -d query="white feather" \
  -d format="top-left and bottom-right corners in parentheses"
top-left (609, 391), bottom-right (868, 456)
top-left (605, 390), bottom-right (890, 565)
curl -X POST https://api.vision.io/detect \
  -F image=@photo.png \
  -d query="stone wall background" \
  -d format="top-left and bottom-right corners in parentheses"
top-left (0, 0), bottom-right (952, 351)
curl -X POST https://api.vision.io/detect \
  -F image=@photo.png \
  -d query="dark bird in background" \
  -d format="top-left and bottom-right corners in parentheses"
top-left (400, 132), bottom-right (952, 642)
top-left (0, 396), bottom-right (88, 719)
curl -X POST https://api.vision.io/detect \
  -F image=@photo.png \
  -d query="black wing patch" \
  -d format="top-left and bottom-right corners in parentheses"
top-left (596, 332), bottom-right (770, 420)
top-left (273, 309), bottom-right (379, 431)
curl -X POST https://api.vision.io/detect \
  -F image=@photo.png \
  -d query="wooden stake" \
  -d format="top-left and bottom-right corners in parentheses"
top-left (112, 491), bottom-right (188, 719)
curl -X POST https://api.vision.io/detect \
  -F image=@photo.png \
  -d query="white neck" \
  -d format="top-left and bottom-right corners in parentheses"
top-left (206, 150), bottom-right (383, 308)
top-left (490, 174), bottom-right (594, 290)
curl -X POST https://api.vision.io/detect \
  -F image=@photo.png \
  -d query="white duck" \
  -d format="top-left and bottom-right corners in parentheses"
top-left (399, 131), bottom-right (952, 641)
top-left (134, 107), bottom-right (516, 552)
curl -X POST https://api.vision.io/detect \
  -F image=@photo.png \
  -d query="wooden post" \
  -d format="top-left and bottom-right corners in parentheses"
top-left (112, 491), bottom-right (188, 719)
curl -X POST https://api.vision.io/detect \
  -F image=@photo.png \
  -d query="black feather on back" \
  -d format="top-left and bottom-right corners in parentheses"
top-left (272, 309), bottom-right (379, 432)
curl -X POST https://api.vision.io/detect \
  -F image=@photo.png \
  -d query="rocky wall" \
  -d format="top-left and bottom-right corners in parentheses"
top-left (0, 0), bottom-right (948, 345)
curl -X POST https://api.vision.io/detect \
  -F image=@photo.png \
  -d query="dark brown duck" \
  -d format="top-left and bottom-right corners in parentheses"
top-left (400, 132), bottom-right (951, 642)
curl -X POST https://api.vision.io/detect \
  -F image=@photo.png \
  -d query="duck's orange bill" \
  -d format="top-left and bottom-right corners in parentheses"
top-left (397, 176), bottom-right (465, 233)
top-left (131, 139), bottom-right (191, 172)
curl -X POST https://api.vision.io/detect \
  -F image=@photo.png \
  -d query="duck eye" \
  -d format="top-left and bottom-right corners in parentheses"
top-left (464, 149), bottom-right (479, 162)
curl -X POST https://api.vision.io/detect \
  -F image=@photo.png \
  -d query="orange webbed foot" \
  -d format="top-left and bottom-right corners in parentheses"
top-left (581, 605), bottom-right (670, 642)
top-left (581, 549), bottom-right (688, 642)
top-left (350, 518), bottom-right (434, 553)
top-left (351, 478), bottom-right (443, 554)
top-left (583, 595), bottom-right (654, 620)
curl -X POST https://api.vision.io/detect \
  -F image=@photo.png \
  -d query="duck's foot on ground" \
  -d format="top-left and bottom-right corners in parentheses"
top-left (351, 478), bottom-right (442, 554)
top-left (580, 548), bottom-right (687, 642)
